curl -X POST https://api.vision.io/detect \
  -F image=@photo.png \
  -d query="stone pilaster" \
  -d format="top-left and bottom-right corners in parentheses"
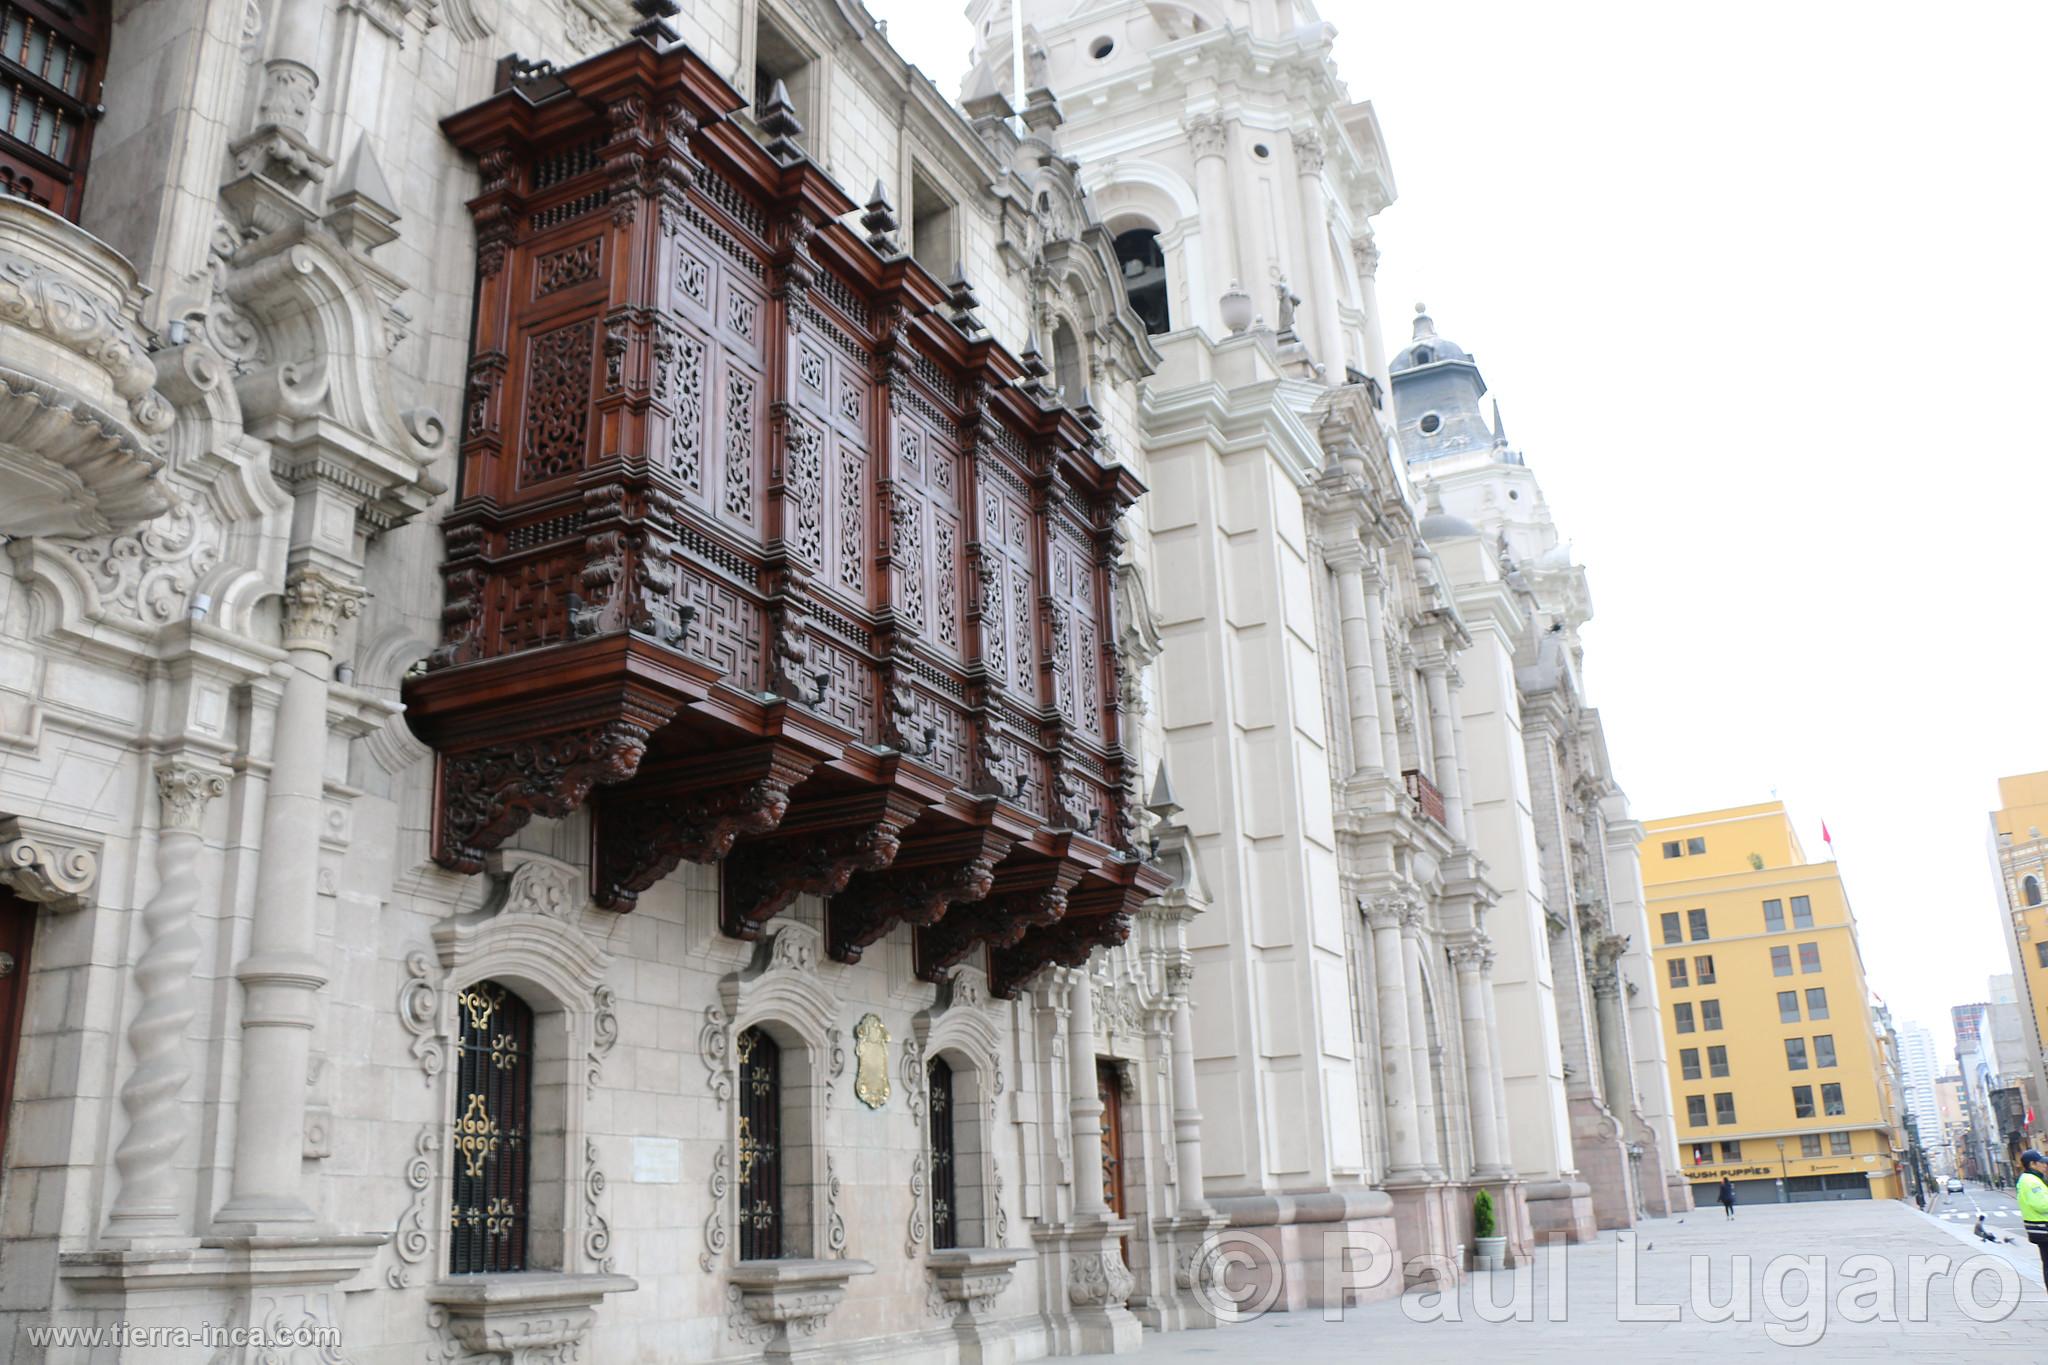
top-left (1450, 940), bottom-right (1507, 1177)
top-left (1290, 129), bottom-right (1347, 375)
top-left (1366, 898), bottom-right (1423, 1174)
top-left (1328, 544), bottom-right (1385, 776)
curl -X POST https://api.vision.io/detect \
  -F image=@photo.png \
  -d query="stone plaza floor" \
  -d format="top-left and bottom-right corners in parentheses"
top-left (1080, 1199), bottom-right (2048, 1362)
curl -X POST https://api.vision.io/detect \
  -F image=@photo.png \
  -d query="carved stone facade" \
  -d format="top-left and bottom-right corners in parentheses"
top-left (0, 3), bottom-right (1206, 1363)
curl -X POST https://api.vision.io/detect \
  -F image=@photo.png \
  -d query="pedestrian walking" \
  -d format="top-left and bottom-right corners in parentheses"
top-left (1718, 1176), bottom-right (1736, 1220)
top-left (2017, 1148), bottom-right (2048, 1286)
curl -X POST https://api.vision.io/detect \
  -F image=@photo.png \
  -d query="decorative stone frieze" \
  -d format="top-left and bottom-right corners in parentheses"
top-left (425, 1271), bottom-right (637, 1365)
top-left (726, 1258), bottom-right (875, 1362)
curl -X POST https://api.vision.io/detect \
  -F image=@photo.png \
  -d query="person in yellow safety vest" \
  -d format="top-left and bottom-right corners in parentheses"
top-left (2018, 1149), bottom-right (2048, 1286)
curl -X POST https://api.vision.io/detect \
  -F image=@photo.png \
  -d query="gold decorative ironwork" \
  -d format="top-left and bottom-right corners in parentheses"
top-left (460, 982), bottom-right (502, 1031)
top-left (737, 1113), bottom-right (757, 1182)
top-left (455, 1092), bottom-right (500, 1177)
top-left (854, 1013), bottom-right (891, 1109)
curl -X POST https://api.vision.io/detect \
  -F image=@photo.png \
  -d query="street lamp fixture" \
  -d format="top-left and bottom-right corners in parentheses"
top-left (1776, 1138), bottom-right (1788, 1204)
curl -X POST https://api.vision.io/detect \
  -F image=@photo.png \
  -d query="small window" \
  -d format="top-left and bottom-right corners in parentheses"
top-left (1763, 899), bottom-right (1785, 933)
top-left (1806, 987), bottom-right (1829, 1020)
top-left (1687, 837), bottom-right (1707, 855)
top-left (1694, 954), bottom-right (1716, 984)
top-left (1791, 895), bottom-right (1813, 928)
top-left (1668, 958), bottom-right (1689, 989)
top-left (1721, 1140), bottom-right (1742, 1161)
top-left (1089, 35), bottom-right (1115, 59)
top-left (1660, 911), bottom-right (1683, 945)
top-left (1112, 227), bottom-right (1170, 336)
top-left (1252, 142), bottom-right (1271, 159)
top-left (1687, 908), bottom-right (1710, 941)
top-left (1814, 1034), bottom-right (1837, 1068)
top-left (910, 166), bottom-right (958, 278)
top-left (1792, 1085), bottom-right (1815, 1119)
top-left (737, 1027), bottom-right (783, 1260)
top-left (928, 1056), bottom-right (958, 1251)
top-left (1686, 1094), bottom-right (1708, 1126)
top-left (1680, 1047), bottom-right (1701, 1080)
top-left (1691, 1141), bottom-right (1714, 1165)
top-left (1419, 412), bottom-right (1442, 434)
top-left (1798, 942), bottom-right (1821, 974)
top-left (1662, 841), bottom-right (1683, 859)
top-left (1700, 999), bottom-right (1722, 1031)
top-left (1778, 990), bottom-right (1801, 1023)
top-left (1829, 1131), bottom-right (1853, 1155)
top-left (1714, 1092), bottom-right (1737, 1126)
top-left (1821, 1082), bottom-right (1845, 1117)
top-left (450, 980), bottom-right (535, 1274)
top-left (1708, 1044), bottom-right (1729, 1077)
top-left (1800, 1132), bottom-right (1822, 1157)
top-left (1051, 321), bottom-right (1084, 401)
top-left (1771, 946), bottom-right (1793, 977)
top-left (1786, 1037), bottom-right (1809, 1070)
top-left (2026, 875), bottom-right (2043, 908)
top-left (2036, 941), bottom-right (2048, 970)
top-left (1674, 1002), bottom-right (1695, 1034)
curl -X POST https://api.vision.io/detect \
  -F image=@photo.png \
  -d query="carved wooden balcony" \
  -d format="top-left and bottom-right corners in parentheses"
top-left (405, 35), bottom-right (1166, 993)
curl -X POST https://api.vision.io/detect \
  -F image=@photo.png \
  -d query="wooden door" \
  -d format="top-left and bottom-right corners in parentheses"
top-left (0, 893), bottom-right (33, 1173)
top-left (1096, 1059), bottom-right (1126, 1216)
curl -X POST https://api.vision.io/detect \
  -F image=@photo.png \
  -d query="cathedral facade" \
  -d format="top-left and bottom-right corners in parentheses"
top-left (0, 1), bottom-right (1674, 1361)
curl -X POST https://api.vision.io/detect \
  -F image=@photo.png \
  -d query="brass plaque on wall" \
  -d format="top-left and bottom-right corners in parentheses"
top-left (854, 1013), bottom-right (891, 1109)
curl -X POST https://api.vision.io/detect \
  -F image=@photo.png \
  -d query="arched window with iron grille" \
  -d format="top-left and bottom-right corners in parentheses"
top-left (928, 1055), bottom-right (957, 1250)
top-left (738, 1026), bottom-right (782, 1259)
top-left (449, 979), bottom-right (533, 1274)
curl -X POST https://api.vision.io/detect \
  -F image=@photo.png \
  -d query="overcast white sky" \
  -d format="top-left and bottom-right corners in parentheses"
top-left (871, 0), bottom-right (2048, 1056)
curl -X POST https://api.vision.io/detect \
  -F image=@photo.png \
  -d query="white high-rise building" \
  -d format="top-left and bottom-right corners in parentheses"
top-left (1895, 1020), bottom-right (1947, 1175)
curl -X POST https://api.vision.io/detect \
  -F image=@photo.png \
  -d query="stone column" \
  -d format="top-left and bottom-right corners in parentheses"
top-left (1451, 942), bottom-right (1507, 1176)
top-left (1167, 968), bottom-right (1208, 1211)
top-left (1329, 545), bottom-right (1384, 776)
top-left (1353, 234), bottom-right (1390, 397)
top-left (1367, 899), bottom-right (1424, 1175)
top-left (1067, 969), bottom-right (1109, 1217)
top-left (1591, 939), bottom-right (1634, 1119)
top-left (1291, 131), bottom-right (1347, 375)
top-left (1188, 115), bottom-right (1239, 326)
top-left (1448, 666), bottom-right (1477, 839)
top-left (105, 762), bottom-right (226, 1240)
top-left (1422, 659), bottom-right (1467, 841)
top-left (1363, 567), bottom-right (1400, 777)
top-left (1480, 949), bottom-right (1515, 1167)
top-left (214, 571), bottom-right (360, 1230)
top-left (1401, 906), bottom-right (1444, 1177)
top-left (259, 0), bottom-right (322, 139)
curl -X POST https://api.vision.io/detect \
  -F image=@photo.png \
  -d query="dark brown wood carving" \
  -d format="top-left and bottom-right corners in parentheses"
top-left (406, 34), bottom-right (1167, 990)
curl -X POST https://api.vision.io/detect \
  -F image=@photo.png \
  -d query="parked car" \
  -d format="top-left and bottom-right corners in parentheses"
top-left (1947, 1177), bottom-right (1966, 1192)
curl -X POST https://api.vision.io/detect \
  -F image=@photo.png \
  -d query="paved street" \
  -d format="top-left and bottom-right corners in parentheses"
top-left (1083, 1200), bottom-right (2048, 1362)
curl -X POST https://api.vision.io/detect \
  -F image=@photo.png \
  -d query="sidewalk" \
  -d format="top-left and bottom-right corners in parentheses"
top-left (1081, 1200), bottom-right (2047, 1362)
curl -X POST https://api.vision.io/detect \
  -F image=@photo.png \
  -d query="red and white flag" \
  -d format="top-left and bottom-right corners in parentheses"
top-left (1821, 820), bottom-right (1833, 855)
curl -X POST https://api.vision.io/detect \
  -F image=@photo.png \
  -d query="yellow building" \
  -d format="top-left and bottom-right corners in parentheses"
top-left (1640, 802), bottom-right (1905, 1203)
top-left (1987, 772), bottom-right (2048, 1148)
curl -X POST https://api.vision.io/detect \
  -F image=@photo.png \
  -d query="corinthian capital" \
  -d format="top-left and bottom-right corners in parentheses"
top-left (280, 571), bottom-right (366, 652)
top-left (1292, 130), bottom-right (1326, 175)
top-left (1363, 895), bottom-right (1409, 931)
top-left (1187, 114), bottom-right (1228, 160)
top-left (1448, 938), bottom-right (1491, 970)
top-left (156, 763), bottom-right (227, 836)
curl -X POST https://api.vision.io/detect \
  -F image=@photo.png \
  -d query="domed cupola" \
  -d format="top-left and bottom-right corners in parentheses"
top-left (1390, 303), bottom-right (1494, 464)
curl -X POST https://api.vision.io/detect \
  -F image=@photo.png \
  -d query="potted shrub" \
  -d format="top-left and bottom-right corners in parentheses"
top-left (1472, 1189), bottom-right (1506, 1270)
